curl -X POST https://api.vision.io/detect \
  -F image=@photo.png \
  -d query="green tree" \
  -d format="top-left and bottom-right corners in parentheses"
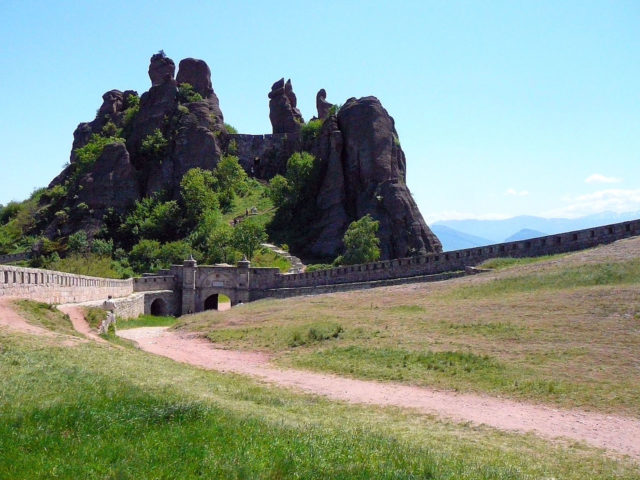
top-left (205, 223), bottom-right (237, 264)
top-left (267, 175), bottom-right (290, 208)
top-left (213, 155), bottom-right (248, 195)
top-left (232, 219), bottom-right (266, 261)
top-left (158, 241), bottom-right (194, 267)
top-left (337, 214), bottom-right (381, 265)
top-left (285, 152), bottom-right (316, 203)
top-left (180, 168), bottom-right (219, 225)
top-left (67, 230), bottom-right (89, 254)
top-left (129, 239), bottom-right (162, 273)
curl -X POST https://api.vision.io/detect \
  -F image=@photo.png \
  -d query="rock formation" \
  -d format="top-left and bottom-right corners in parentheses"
top-left (316, 89), bottom-right (333, 119)
top-left (148, 51), bottom-right (175, 86)
top-left (308, 96), bottom-right (442, 259)
top-left (42, 52), bottom-right (441, 260)
top-left (176, 57), bottom-right (224, 129)
top-left (268, 78), bottom-right (303, 134)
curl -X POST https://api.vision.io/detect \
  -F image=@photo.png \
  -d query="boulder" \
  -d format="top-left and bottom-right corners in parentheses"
top-left (316, 89), bottom-right (333, 119)
top-left (268, 78), bottom-right (303, 134)
top-left (148, 52), bottom-right (175, 86)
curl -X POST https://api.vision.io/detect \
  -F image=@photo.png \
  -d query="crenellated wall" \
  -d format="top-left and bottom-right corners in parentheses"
top-left (265, 218), bottom-right (640, 291)
top-left (2, 218), bottom-right (639, 314)
top-left (0, 265), bottom-right (134, 304)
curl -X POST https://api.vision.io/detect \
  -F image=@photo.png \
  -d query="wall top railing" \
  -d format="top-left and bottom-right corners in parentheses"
top-left (0, 264), bottom-right (133, 288)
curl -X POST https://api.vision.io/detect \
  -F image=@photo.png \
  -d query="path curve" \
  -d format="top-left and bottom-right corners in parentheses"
top-left (119, 326), bottom-right (640, 460)
top-left (57, 304), bottom-right (107, 343)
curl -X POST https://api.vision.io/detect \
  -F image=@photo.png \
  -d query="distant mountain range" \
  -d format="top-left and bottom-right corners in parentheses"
top-left (431, 211), bottom-right (640, 252)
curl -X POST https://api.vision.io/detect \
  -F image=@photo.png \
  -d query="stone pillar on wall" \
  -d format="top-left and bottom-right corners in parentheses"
top-left (181, 256), bottom-right (197, 315)
top-left (235, 257), bottom-right (250, 305)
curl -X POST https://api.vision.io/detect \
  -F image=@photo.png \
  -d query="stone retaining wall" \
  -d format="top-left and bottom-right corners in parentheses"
top-left (0, 265), bottom-right (133, 304)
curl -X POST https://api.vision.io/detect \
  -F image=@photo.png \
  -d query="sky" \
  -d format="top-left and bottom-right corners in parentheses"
top-left (0, 0), bottom-right (638, 223)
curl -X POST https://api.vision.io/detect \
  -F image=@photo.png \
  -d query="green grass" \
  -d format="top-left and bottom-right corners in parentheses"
top-left (291, 346), bottom-right (503, 384)
top-left (83, 306), bottom-right (107, 329)
top-left (0, 328), bottom-right (638, 478)
top-left (222, 180), bottom-right (274, 230)
top-left (208, 320), bottom-right (344, 349)
top-left (251, 250), bottom-right (291, 272)
top-left (118, 314), bottom-right (178, 329)
top-left (449, 260), bottom-right (640, 299)
top-left (13, 300), bottom-right (77, 336)
top-left (182, 242), bottom-right (640, 416)
top-left (478, 254), bottom-right (566, 270)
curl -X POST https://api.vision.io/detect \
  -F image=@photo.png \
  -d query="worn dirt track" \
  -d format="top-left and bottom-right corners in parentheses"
top-left (118, 326), bottom-right (640, 460)
top-left (0, 297), bottom-right (54, 336)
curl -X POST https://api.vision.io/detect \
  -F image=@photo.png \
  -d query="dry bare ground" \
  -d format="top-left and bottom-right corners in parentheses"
top-left (118, 325), bottom-right (640, 460)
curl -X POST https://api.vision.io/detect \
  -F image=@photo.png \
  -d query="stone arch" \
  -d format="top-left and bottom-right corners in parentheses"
top-left (150, 298), bottom-right (167, 316)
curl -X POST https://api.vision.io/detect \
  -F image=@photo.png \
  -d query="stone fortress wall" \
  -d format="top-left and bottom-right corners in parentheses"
top-left (249, 218), bottom-right (640, 299)
top-left (0, 265), bottom-right (134, 304)
top-left (1, 218), bottom-right (638, 316)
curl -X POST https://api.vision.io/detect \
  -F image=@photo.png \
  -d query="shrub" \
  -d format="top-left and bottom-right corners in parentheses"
top-left (91, 238), bottom-right (113, 256)
top-left (67, 230), bottom-right (89, 254)
top-left (224, 123), bottom-right (238, 134)
top-left (228, 139), bottom-right (238, 155)
top-left (140, 129), bottom-right (168, 159)
top-left (177, 83), bottom-right (204, 103)
top-left (232, 218), bottom-right (267, 260)
top-left (123, 94), bottom-right (140, 126)
top-left (302, 119), bottom-right (323, 143)
top-left (74, 134), bottom-right (125, 175)
top-left (337, 214), bottom-right (380, 265)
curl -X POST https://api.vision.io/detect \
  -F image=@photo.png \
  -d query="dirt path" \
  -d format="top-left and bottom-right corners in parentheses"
top-left (57, 304), bottom-right (107, 344)
top-left (0, 297), bottom-right (55, 336)
top-left (118, 326), bottom-right (640, 460)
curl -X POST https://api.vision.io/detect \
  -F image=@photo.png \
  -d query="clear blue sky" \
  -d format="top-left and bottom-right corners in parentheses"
top-left (1, 0), bottom-right (638, 223)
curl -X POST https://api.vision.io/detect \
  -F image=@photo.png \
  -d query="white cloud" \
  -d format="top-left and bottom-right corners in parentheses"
top-left (505, 188), bottom-right (529, 197)
top-left (585, 173), bottom-right (621, 184)
top-left (544, 189), bottom-right (640, 218)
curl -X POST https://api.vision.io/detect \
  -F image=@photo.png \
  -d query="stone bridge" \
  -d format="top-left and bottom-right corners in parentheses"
top-left (2, 218), bottom-right (640, 317)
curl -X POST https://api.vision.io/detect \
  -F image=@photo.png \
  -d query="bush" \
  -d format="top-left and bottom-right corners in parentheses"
top-left (74, 134), bottom-right (125, 176)
top-left (302, 119), bottom-right (323, 144)
top-left (305, 264), bottom-right (333, 272)
top-left (177, 83), bottom-right (204, 103)
top-left (224, 123), bottom-right (238, 134)
top-left (337, 214), bottom-right (380, 265)
top-left (68, 230), bottom-right (89, 254)
top-left (129, 239), bottom-right (162, 273)
top-left (140, 129), bottom-right (168, 159)
top-left (91, 238), bottom-right (113, 256)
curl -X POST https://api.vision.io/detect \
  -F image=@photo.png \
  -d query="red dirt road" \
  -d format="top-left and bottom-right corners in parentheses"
top-left (119, 326), bottom-right (640, 460)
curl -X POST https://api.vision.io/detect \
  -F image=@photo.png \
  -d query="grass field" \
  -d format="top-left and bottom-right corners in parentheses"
top-left (182, 238), bottom-right (640, 416)
top-left (1, 323), bottom-right (639, 478)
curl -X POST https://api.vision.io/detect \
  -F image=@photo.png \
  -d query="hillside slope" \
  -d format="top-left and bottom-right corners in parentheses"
top-left (180, 236), bottom-right (640, 417)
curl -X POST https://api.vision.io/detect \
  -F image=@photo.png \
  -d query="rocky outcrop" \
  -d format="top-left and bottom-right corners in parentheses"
top-left (42, 53), bottom-right (441, 262)
top-left (307, 96), bottom-right (442, 259)
top-left (176, 57), bottom-right (224, 129)
top-left (148, 52), bottom-right (175, 86)
top-left (316, 89), bottom-right (333, 119)
top-left (268, 78), bottom-right (303, 134)
top-left (77, 143), bottom-right (139, 212)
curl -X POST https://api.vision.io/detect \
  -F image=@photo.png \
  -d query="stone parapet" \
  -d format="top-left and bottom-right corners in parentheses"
top-left (0, 265), bottom-right (133, 304)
